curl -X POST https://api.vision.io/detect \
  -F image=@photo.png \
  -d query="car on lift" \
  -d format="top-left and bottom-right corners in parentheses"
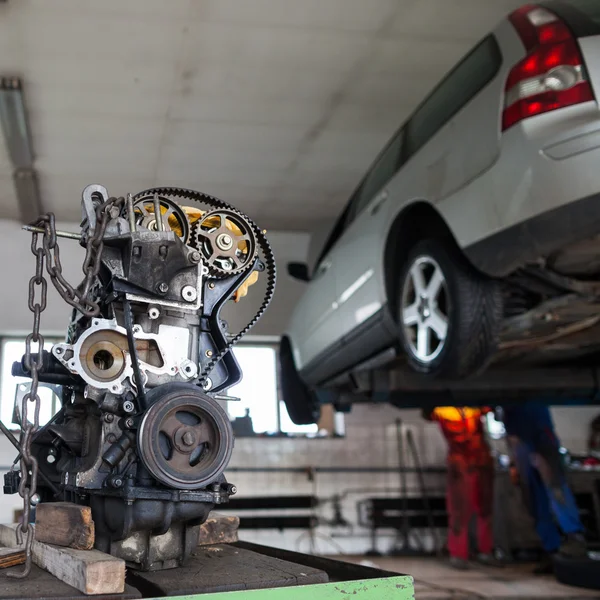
top-left (281, 1), bottom-right (600, 424)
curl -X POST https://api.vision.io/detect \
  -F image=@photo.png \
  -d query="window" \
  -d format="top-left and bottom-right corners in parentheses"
top-left (313, 203), bottom-right (351, 271)
top-left (346, 128), bottom-right (405, 223)
top-left (1, 338), bottom-right (62, 429)
top-left (228, 344), bottom-right (318, 435)
top-left (313, 127), bottom-right (405, 266)
top-left (405, 35), bottom-right (501, 158)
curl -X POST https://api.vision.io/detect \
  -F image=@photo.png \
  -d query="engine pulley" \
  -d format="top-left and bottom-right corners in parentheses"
top-left (137, 383), bottom-right (234, 490)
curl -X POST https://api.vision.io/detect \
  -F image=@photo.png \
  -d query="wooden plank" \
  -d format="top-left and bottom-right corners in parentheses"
top-left (197, 513), bottom-right (239, 547)
top-left (0, 524), bottom-right (125, 595)
top-left (0, 546), bottom-right (25, 569)
top-left (126, 544), bottom-right (328, 597)
top-left (35, 503), bottom-right (95, 550)
top-left (0, 563), bottom-right (141, 600)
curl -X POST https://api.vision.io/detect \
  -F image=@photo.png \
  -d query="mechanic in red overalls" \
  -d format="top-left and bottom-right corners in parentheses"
top-left (427, 407), bottom-right (496, 569)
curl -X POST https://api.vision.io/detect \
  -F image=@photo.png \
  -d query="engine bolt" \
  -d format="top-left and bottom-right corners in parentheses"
top-left (111, 477), bottom-right (124, 489)
top-left (216, 233), bottom-right (233, 251)
top-left (148, 306), bottom-right (160, 319)
top-left (104, 413), bottom-right (114, 423)
top-left (190, 251), bottom-right (201, 264)
top-left (182, 432), bottom-right (195, 446)
top-left (208, 282), bottom-right (215, 290)
top-left (157, 282), bottom-right (169, 294)
top-left (125, 417), bottom-right (135, 429)
top-left (181, 285), bottom-right (197, 302)
top-left (205, 350), bottom-right (213, 357)
top-left (122, 400), bottom-right (135, 413)
top-left (227, 484), bottom-right (237, 495)
top-left (106, 433), bottom-right (117, 444)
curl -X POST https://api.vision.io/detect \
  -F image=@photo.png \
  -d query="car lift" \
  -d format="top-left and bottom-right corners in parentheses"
top-left (319, 353), bottom-right (600, 411)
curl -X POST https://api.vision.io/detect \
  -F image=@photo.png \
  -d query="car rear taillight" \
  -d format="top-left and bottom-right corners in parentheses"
top-left (502, 5), bottom-right (595, 131)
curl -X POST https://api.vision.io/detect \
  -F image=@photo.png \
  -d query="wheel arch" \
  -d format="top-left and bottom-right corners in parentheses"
top-left (383, 201), bottom-right (464, 322)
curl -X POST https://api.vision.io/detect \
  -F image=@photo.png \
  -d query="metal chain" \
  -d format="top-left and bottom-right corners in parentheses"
top-left (45, 197), bottom-right (124, 317)
top-left (8, 196), bottom-right (123, 578)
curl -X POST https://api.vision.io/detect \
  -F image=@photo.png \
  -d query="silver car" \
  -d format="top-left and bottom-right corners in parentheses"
top-left (281, 1), bottom-right (600, 424)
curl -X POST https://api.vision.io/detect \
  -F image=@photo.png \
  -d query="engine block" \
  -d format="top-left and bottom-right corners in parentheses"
top-left (6, 185), bottom-right (275, 571)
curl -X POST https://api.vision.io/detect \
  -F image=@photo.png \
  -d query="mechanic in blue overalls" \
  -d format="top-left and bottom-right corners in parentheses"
top-left (503, 403), bottom-right (587, 573)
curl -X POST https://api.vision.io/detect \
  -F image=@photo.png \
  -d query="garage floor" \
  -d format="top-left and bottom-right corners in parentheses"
top-left (338, 556), bottom-right (600, 599)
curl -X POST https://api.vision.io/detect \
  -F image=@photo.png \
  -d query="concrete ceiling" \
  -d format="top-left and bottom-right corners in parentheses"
top-left (0, 0), bottom-right (523, 230)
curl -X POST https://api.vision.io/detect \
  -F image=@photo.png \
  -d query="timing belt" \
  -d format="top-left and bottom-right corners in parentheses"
top-left (133, 187), bottom-right (277, 384)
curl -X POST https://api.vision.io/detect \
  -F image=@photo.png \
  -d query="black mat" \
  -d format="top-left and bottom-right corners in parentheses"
top-left (126, 544), bottom-right (329, 597)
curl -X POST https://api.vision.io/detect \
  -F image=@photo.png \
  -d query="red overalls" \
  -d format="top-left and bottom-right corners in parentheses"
top-left (433, 407), bottom-right (494, 560)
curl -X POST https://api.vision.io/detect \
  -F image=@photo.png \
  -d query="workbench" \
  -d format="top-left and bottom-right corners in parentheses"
top-left (0, 541), bottom-right (413, 600)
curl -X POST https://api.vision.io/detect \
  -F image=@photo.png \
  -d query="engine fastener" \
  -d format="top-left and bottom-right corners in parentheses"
top-left (182, 432), bottom-right (195, 446)
top-left (216, 233), bottom-right (233, 251)
top-left (181, 285), bottom-right (197, 302)
top-left (156, 282), bottom-right (169, 294)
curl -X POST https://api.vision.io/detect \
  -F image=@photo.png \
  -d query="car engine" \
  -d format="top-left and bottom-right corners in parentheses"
top-left (4, 185), bottom-right (275, 572)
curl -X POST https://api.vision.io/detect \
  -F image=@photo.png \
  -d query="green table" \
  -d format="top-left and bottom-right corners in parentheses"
top-left (135, 542), bottom-right (414, 600)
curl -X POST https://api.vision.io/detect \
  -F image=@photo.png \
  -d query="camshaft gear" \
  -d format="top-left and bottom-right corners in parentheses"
top-left (193, 209), bottom-right (257, 277)
top-left (132, 195), bottom-right (191, 243)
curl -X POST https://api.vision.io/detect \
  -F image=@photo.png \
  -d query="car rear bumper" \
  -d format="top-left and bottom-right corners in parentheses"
top-left (456, 102), bottom-right (600, 278)
top-left (464, 191), bottom-right (600, 277)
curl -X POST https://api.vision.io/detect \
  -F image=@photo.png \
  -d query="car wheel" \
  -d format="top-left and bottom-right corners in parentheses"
top-left (279, 337), bottom-right (321, 425)
top-left (397, 238), bottom-right (502, 378)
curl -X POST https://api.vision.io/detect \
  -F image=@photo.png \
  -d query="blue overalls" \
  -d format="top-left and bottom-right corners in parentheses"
top-left (503, 403), bottom-right (584, 553)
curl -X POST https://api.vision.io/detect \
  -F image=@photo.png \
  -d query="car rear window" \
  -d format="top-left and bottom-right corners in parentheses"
top-left (543, 1), bottom-right (600, 36)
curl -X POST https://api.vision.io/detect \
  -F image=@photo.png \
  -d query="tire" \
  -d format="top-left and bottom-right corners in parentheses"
top-left (279, 337), bottom-right (321, 425)
top-left (554, 555), bottom-right (600, 590)
top-left (396, 237), bottom-right (503, 378)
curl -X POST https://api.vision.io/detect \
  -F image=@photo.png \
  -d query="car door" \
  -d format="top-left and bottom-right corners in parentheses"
top-left (330, 129), bottom-right (405, 354)
top-left (286, 212), bottom-right (347, 372)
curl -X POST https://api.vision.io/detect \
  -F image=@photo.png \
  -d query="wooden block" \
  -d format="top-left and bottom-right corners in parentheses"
top-left (0, 547), bottom-right (25, 569)
top-left (35, 502), bottom-right (95, 550)
top-left (0, 524), bottom-right (125, 596)
top-left (0, 563), bottom-right (142, 600)
top-left (197, 513), bottom-right (240, 546)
